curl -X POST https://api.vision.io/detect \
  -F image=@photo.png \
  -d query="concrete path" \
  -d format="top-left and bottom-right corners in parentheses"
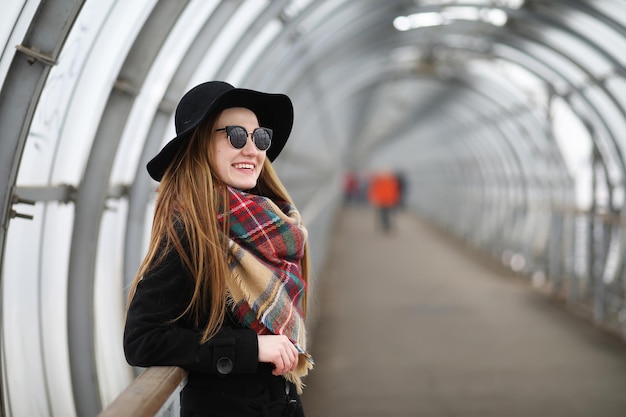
top-left (301, 207), bottom-right (626, 417)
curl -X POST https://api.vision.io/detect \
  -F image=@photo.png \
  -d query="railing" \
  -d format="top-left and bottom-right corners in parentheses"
top-left (97, 367), bottom-right (188, 417)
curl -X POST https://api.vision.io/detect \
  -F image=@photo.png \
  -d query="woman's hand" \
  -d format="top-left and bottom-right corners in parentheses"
top-left (257, 334), bottom-right (299, 376)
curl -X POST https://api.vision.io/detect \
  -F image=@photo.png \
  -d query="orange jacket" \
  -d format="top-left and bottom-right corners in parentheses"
top-left (368, 173), bottom-right (400, 208)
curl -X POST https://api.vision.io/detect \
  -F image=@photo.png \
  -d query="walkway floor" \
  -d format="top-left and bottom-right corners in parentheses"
top-left (300, 207), bottom-right (626, 417)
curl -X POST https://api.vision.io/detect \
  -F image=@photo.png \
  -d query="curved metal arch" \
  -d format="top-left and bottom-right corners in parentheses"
top-left (0, 2), bottom-right (86, 416)
top-left (236, 5), bottom-right (540, 175)
top-left (268, 49), bottom-right (544, 234)
top-left (312, 6), bottom-right (600, 270)
top-left (486, 28), bottom-right (626, 299)
top-left (254, 0), bottom-right (406, 174)
top-left (122, 0), bottom-right (238, 302)
top-left (556, 0), bottom-right (626, 58)
top-left (236, 12), bottom-right (612, 272)
top-left (266, 0), bottom-right (624, 193)
top-left (152, 1), bottom-right (241, 104)
top-left (249, 0), bottom-right (402, 91)
top-left (458, 127), bottom-right (516, 246)
top-left (412, 11), bottom-right (626, 322)
top-left (212, 1), bottom-right (290, 83)
top-left (416, 24), bottom-right (622, 211)
top-left (444, 36), bottom-right (620, 282)
top-left (405, 5), bottom-right (626, 160)
top-left (314, 52), bottom-right (552, 218)
top-left (107, 1), bottom-right (626, 390)
top-left (367, 72), bottom-right (530, 244)
top-left (122, 0), bottom-right (244, 300)
top-left (505, 3), bottom-right (626, 191)
top-left (408, 114), bottom-right (506, 246)
top-left (419, 90), bottom-right (535, 249)
top-left (66, 1), bottom-right (194, 414)
top-left (0, 0), bottom-right (84, 293)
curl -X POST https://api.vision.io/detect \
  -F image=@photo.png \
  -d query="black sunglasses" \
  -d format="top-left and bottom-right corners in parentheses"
top-left (215, 125), bottom-right (273, 151)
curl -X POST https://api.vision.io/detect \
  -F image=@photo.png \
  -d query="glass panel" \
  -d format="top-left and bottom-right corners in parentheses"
top-left (491, 58), bottom-right (549, 109)
top-left (6, 2), bottom-right (155, 416)
top-left (551, 96), bottom-right (593, 209)
top-left (51, 0), bottom-right (156, 185)
top-left (110, 0), bottom-right (221, 184)
top-left (2, 203), bottom-right (50, 417)
top-left (3, 203), bottom-right (77, 417)
top-left (40, 203), bottom-right (77, 417)
top-left (0, 0), bottom-right (38, 91)
top-left (605, 77), bottom-right (626, 121)
top-left (514, 37), bottom-right (590, 88)
top-left (0, 0), bottom-right (28, 55)
top-left (534, 2), bottom-right (624, 77)
top-left (94, 199), bottom-right (134, 407)
top-left (18, 0), bottom-right (117, 187)
top-left (562, 8), bottom-right (626, 67)
top-left (568, 89), bottom-right (623, 209)
top-left (492, 43), bottom-right (570, 95)
top-left (227, 19), bottom-right (282, 86)
top-left (188, 0), bottom-right (270, 84)
top-left (589, 0), bottom-right (626, 28)
top-left (584, 85), bottom-right (626, 187)
top-left (293, 0), bottom-right (350, 35)
top-left (538, 25), bottom-right (613, 79)
top-left (283, 0), bottom-right (317, 20)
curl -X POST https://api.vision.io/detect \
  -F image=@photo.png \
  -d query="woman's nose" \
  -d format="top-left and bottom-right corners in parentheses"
top-left (241, 134), bottom-right (260, 155)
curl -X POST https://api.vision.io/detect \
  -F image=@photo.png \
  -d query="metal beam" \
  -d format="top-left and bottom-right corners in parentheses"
top-left (0, 0), bottom-right (84, 280)
top-left (0, 2), bottom-right (85, 416)
top-left (66, 1), bottom-right (190, 414)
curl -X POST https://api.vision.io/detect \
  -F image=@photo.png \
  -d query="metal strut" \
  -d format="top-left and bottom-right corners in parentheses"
top-left (14, 44), bottom-right (57, 66)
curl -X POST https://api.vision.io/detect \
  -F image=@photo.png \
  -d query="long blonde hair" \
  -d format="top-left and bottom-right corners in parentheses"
top-left (127, 112), bottom-right (310, 343)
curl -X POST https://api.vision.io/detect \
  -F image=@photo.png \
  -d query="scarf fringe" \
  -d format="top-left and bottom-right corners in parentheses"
top-left (285, 353), bottom-right (314, 394)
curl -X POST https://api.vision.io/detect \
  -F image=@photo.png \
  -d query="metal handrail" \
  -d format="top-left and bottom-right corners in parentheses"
top-left (97, 366), bottom-right (188, 417)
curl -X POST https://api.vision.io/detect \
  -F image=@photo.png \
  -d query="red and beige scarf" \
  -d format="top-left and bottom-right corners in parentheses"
top-left (217, 186), bottom-right (313, 392)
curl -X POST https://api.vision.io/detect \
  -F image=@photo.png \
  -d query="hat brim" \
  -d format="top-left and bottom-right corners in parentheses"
top-left (147, 87), bottom-right (293, 181)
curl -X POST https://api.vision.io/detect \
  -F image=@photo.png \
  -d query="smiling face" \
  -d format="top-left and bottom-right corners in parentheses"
top-left (210, 107), bottom-right (266, 190)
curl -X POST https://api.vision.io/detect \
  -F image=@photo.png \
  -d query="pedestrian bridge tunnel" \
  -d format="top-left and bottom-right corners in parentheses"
top-left (1, 1), bottom-right (625, 416)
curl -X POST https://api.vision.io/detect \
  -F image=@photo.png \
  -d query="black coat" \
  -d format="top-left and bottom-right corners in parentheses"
top-left (123, 241), bottom-right (304, 417)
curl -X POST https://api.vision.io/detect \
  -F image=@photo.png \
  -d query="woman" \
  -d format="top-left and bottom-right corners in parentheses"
top-left (124, 81), bottom-right (312, 417)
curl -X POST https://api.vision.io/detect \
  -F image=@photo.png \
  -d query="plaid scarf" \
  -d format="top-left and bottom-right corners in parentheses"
top-left (218, 186), bottom-right (313, 392)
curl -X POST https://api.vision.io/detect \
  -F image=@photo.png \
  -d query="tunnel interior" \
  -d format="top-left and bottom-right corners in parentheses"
top-left (1, 1), bottom-right (626, 416)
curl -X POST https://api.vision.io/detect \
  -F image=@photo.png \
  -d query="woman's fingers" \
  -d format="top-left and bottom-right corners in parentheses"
top-left (272, 339), bottom-right (296, 375)
top-left (258, 334), bottom-right (299, 375)
top-left (272, 353), bottom-right (286, 375)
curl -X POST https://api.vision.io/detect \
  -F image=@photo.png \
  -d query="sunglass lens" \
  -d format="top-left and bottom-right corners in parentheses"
top-left (227, 126), bottom-right (248, 149)
top-left (253, 128), bottom-right (272, 151)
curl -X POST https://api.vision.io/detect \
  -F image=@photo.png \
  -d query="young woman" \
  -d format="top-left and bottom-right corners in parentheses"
top-left (124, 81), bottom-right (312, 417)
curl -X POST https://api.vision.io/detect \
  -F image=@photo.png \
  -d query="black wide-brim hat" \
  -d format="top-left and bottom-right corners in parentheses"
top-left (147, 81), bottom-right (294, 181)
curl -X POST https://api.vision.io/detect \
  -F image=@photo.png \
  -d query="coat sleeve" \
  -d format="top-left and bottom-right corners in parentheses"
top-left (123, 245), bottom-right (259, 375)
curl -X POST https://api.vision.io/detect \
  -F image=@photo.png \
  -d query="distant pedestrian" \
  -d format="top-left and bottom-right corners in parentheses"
top-left (395, 171), bottom-right (407, 208)
top-left (367, 171), bottom-right (400, 232)
top-left (343, 171), bottom-right (359, 205)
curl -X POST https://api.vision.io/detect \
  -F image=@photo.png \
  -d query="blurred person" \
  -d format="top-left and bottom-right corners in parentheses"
top-left (395, 170), bottom-right (407, 208)
top-left (368, 170), bottom-right (400, 232)
top-left (343, 171), bottom-right (359, 205)
top-left (124, 81), bottom-right (313, 417)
